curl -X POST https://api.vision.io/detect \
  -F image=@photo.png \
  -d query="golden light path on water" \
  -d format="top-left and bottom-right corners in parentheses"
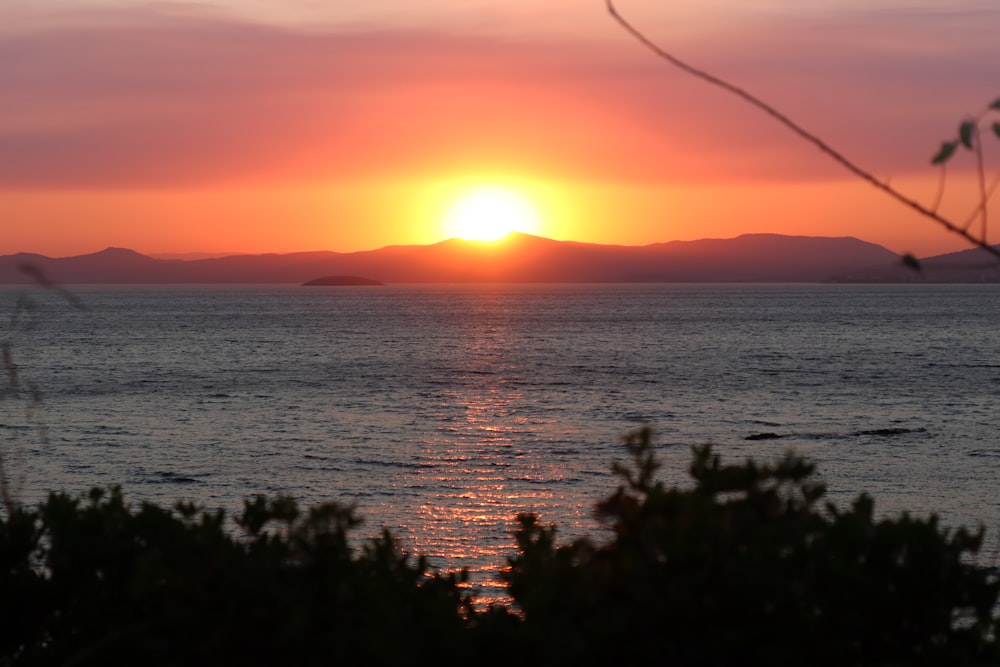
top-left (382, 317), bottom-right (602, 607)
top-left (414, 394), bottom-right (562, 605)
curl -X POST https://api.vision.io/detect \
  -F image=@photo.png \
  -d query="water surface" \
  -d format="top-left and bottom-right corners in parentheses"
top-left (3, 283), bottom-right (999, 600)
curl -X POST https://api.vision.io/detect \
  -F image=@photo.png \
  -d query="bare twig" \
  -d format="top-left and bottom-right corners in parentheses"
top-left (0, 266), bottom-right (84, 514)
top-left (961, 172), bottom-right (1000, 231)
top-left (605, 0), bottom-right (1000, 260)
top-left (930, 164), bottom-right (947, 215)
top-left (974, 126), bottom-right (989, 239)
top-left (0, 342), bottom-right (31, 514)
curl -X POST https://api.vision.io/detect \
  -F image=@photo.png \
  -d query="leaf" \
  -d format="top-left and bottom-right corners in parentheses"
top-left (991, 97), bottom-right (1000, 110)
top-left (902, 254), bottom-right (921, 272)
top-left (994, 122), bottom-right (1000, 139)
top-left (931, 141), bottom-right (958, 165)
top-left (959, 120), bottom-right (976, 149)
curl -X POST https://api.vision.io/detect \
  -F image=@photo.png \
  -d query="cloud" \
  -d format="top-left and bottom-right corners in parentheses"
top-left (0, 5), bottom-right (997, 189)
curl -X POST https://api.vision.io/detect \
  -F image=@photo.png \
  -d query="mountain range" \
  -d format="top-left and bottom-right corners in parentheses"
top-left (2, 233), bottom-right (999, 284)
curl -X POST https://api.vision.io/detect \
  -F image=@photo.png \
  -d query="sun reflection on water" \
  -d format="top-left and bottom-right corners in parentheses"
top-left (355, 291), bottom-right (614, 607)
top-left (403, 366), bottom-right (591, 604)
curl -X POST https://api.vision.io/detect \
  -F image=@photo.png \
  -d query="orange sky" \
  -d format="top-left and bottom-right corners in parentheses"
top-left (1, 1), bottom-right (998, 258)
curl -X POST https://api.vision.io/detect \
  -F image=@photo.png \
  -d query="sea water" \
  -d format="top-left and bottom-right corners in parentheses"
top-left (3, 283), bottom-right (999, 600)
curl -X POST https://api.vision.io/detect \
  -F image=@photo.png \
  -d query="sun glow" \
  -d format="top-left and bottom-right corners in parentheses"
top-left (442, 187), bottom-right (541, 241)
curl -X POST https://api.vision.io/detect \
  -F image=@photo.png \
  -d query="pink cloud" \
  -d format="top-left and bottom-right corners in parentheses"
top-left (0, 6), bottom-right (997, 189)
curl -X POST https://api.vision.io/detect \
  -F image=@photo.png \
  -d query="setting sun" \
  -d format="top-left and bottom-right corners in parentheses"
top-left (442, 187), bottom-right (541, 241)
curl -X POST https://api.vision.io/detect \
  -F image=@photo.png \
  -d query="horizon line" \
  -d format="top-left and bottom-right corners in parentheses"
top-left (7, 230), bottom-right (936, 261)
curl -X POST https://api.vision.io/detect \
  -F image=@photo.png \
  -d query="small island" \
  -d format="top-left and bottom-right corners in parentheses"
top-left (301, 275), bottom-right (385, 286)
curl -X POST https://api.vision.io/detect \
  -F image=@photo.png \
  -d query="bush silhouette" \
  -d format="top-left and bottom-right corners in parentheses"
top-left (1, 432), bottom-right (998, 665)
top-left (1, 490), bottom-right (472, 665)
top-left (503, 429), bottom-right (1000, 665)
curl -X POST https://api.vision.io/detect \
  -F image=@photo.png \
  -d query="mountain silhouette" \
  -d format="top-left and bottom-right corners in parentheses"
top-left (1, 234), bottom-right (997, 284)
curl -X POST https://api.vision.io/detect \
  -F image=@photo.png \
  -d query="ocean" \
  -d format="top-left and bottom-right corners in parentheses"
top-left (3, 283), bottom-right (999, 601)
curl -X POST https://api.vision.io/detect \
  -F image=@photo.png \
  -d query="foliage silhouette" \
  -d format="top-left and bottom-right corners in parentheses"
top-left (503, 429), bottom-right (1000, 664)
top-left (1, 431), bottom-right (997, 665)
top-left (1, 490), bottom-right (473, 666)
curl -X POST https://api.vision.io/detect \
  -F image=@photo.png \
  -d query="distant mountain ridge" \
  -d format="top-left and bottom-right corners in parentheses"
top-left (1, 233), bottom-right (999, 284)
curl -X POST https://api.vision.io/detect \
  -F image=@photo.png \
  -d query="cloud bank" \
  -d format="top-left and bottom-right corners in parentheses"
top-left (0, 5), bottom-right (997, 189)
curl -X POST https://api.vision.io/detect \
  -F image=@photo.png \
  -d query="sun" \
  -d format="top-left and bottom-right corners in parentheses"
top-left (442, 187), bottom-right (541, 242)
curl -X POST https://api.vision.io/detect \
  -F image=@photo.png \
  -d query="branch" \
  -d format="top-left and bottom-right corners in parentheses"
top-left (974, 126), bottom-right (988, 239)
top-left (605, 0), bottom-right (1000, 261)
top-left (961, 171), bottom-right (1000, 231)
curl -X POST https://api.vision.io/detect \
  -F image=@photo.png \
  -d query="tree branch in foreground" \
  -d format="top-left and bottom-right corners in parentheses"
top-left (605, 0), bottom-right (1000, 261)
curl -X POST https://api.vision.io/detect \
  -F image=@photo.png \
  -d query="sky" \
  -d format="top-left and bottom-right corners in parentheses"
top-left (1, 0), bottom-right (998, 258)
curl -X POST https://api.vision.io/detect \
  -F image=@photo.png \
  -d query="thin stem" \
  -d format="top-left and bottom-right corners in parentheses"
top-left (961, 170), bottom-right (1000, 230)
top-left (975, 126), bottom-right (988, 240)
top-left (931, 164), bottom-right (947, 214)
top-left (606, 0), bottom-right (1000, 260)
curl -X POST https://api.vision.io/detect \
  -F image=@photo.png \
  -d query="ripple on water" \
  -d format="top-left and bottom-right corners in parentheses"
top-left (5, 283), bottom-right (1000, 599)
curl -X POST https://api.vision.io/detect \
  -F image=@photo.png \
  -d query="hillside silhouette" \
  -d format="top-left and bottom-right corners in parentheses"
top-left (1, 233), bottom-right (998, 284)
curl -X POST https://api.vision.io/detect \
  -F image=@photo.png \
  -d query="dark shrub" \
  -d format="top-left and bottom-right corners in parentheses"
top-left (1, 490), bottom-right (472, 665)
top-left (504, 429), bottom-right (1000, 665)
top-left (2, 432), bottom-right (998, 665)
